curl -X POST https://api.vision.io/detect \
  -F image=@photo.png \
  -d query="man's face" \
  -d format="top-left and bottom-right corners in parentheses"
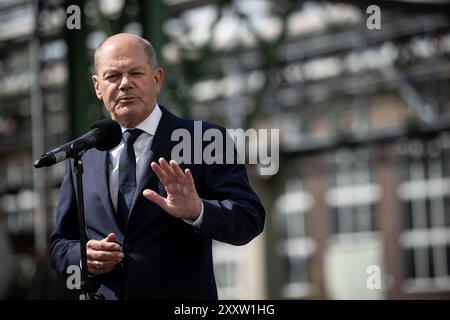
top-left (92, 39), bottom-right (163, 128)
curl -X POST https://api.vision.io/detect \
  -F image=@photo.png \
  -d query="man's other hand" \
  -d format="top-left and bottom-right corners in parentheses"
top-left (86, 233), bottom-right (124, 275)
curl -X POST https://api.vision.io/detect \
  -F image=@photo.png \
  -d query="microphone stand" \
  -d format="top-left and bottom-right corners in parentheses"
top-left (73, 154), bottom-right (104, 300)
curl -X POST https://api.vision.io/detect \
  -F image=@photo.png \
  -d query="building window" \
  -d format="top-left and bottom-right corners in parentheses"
top-left (326, 147), bottom-right (380, 240)
top-left (398, 135), bottom-right (450, 291)
top-left (213, 241), bottom-right (242, 297)
top-left (275, 179), bottom-right (315, 298)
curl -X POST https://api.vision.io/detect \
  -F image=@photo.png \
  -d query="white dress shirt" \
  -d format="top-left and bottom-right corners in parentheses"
top-left (108, 104), bottom-right (203, 227)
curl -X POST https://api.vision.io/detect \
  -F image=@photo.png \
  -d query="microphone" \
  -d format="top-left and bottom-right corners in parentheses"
top-left (34, 119), bottom-right (122, 168)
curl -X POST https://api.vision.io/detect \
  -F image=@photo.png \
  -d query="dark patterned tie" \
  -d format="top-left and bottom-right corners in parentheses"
top-left (117, 129), bottom-right (143, 230)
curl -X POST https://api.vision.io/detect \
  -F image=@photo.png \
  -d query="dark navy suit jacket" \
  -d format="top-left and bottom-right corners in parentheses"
top-left (49, 106), bottom-right (265, 299)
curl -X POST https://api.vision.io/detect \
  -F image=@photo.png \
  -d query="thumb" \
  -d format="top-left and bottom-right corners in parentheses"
top-left (143, 189), bottom-right (166, 207)
top-left (104, 233), bottom-right (117, 242)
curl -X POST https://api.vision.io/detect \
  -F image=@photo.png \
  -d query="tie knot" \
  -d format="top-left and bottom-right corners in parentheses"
top-left (123, 129), bottom-right (143, 144)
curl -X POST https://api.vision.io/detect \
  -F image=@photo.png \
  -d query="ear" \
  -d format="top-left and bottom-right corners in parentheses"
top-left (92, 74), bottom-right (102, 100)
top-left (153, 68), bottom-right (164, 94)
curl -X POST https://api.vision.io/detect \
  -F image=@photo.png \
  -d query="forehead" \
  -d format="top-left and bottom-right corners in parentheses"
top-left (97, 41), bottom-right (148, 71)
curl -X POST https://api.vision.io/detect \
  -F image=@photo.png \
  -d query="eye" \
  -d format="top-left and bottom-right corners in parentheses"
top-left (105, 74), bottom-right (119, 81)
top-left (132, 72), bottom-right (143, 76)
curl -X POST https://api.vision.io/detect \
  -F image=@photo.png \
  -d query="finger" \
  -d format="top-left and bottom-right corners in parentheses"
top-left (87, 256), bottom-right (124, 273)
top-left (87, 240), bottom-right (121, 251)
top-left (97, 253), bottom-right (124, 267)
top-left (104, 233), bottom-right (117, 243)
top-left (87, 250), bottom-right (124, 262)
top-left (151, 161), bottom-right (171, 186)
top-left (170, 160), bottom-right (185, 182)
top-left (88, 240), bottom-right (120, 251)
top-left (143, 189), bottom-right (169, 211)
top-left (92, 252), bottom-right (125, 267)
top-left (88, 259), bottom-right (106, 272)
top-left (88, 259), bottom-right (121, 275)
top-left (87, 261), bottom-right (102, 275)
top-left (184, 168), bottom-right (196, 190)
top-left (159, 158), bottom-right (177, 180)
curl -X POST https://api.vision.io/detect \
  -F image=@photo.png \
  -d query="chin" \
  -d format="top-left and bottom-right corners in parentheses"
top-left (117, 105), bottom-right (138, 117)
top-left (119, 111), bottom-right (146, 127)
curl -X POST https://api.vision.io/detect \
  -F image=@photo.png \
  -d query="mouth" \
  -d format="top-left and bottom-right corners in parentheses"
top-left (117, 96), bottom-right (137, 104)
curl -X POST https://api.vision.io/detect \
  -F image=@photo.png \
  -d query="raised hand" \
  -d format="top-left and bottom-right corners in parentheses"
top-left (143, 158), bottom-right (202, 220)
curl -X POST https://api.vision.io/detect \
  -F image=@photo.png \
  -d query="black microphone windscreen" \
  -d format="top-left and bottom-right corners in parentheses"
top-left (91, 119), bottom-right (122, 151)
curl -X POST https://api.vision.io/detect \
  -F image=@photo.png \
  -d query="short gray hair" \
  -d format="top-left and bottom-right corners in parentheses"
top-left (94, 35), bottom-right (159, 73)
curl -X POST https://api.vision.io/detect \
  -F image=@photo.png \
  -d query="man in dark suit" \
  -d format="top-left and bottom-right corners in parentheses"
top-left (49, 33), bottom-right (265, 299)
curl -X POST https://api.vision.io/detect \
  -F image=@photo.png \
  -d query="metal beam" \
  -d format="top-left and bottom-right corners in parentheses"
top-left (138, 0), bottom-right (168, 63)
top-left (323, 0), bottom-right (450, 15)
top-left (30, 0), bottom-right (47, 257)
top-left (65, 0), bottom-right (91, 138)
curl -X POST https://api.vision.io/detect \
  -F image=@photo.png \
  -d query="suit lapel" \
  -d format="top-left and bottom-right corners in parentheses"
top-left (93, 149), bottom-right (120, 226)
top-left (129, 106), bottom-right (181, 214)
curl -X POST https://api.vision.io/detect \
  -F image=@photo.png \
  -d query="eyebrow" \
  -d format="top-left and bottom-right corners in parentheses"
top-left (102, 66), bottom-right (145, 76)
top-left (102, 69), bottom-right (119, 77)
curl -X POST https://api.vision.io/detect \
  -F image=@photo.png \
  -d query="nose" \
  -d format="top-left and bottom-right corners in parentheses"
top-left (119, 75), bottom-right (132, 92)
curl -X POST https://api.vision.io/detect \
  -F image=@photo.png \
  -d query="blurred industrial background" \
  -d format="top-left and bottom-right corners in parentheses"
top-left (1, 0), bottom-right (450, 299)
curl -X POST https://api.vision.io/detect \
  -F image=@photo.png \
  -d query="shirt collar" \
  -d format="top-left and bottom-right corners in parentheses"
top-left (120, 103), bottom-right (162, 136)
